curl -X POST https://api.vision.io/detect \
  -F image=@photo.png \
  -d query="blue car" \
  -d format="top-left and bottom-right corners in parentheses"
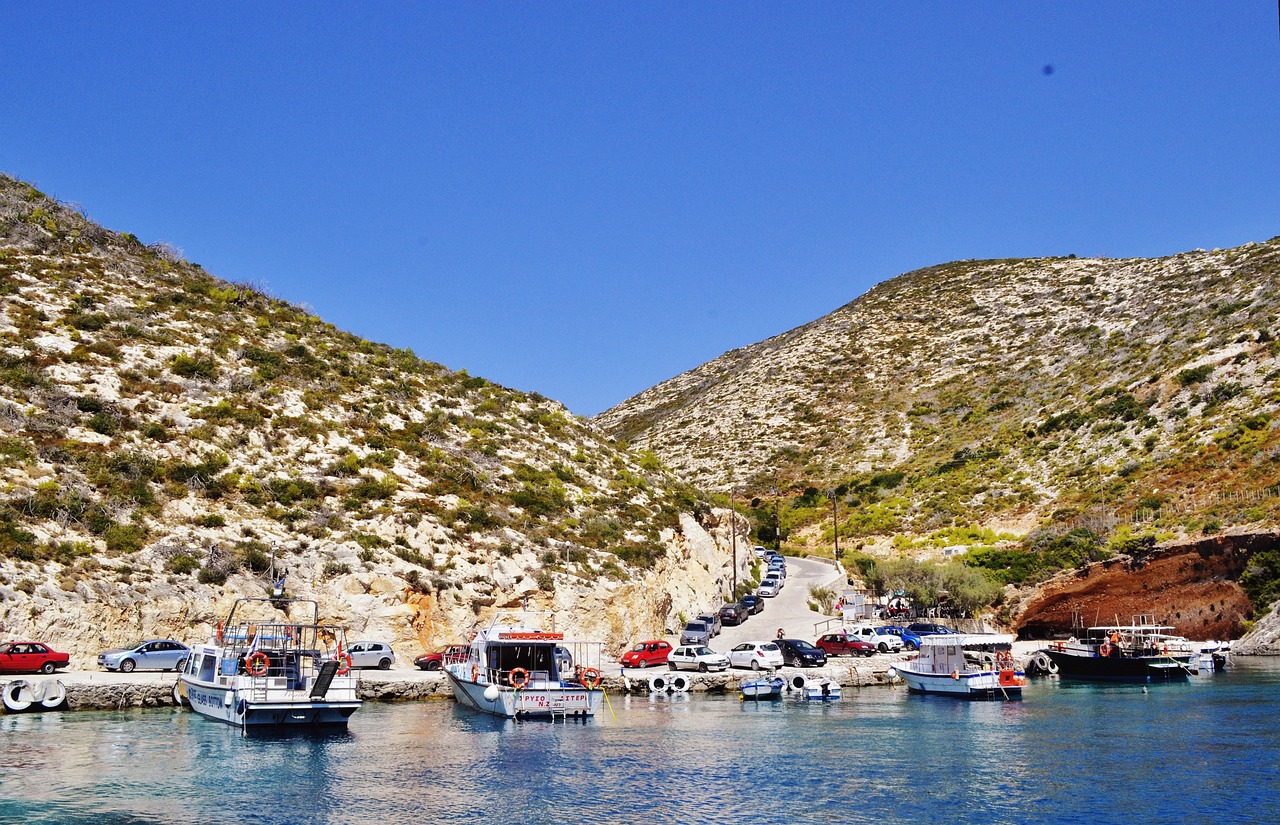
top-left (879, 625), bottom-right (923, 650)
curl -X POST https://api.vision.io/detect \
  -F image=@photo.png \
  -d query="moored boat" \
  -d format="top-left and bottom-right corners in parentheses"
top-left (444, 611), bottom-right (604, 719)
top-left (892, 634), bottom-right (1025, 700)
top-left (1043, 617), bottom-right (1193, 683)
top-left (177, 598), bottom-right (362, 729)
top-left (739, 676), bottom-right (784, 700)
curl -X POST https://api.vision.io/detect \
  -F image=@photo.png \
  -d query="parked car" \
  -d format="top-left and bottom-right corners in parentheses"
top-left (347, 641), bottom-right (396, 670)
top-left (727, 641), bottom-right (785, 671)
top-left (414, 644), bottom-right (471, 670)
top-left (906, 623), bottom-right (957, 637)
top-left (719, 604), bottom-right (748, 626)
top-left (740, 594), bottom-right (765, 615)
top-left (752, 545), bottom-right (769, 558)
top-left (815, 632), bottom-right (876, 658)
top-left (775, 638), bottom-right (828, 668)
top-left (696, 612), bottom-right (723, 637)
top-left (681, 620), bottom-right (713, 646)
top-left (878, 626), bottom-right (923, 650)
top-left (620, 640), bottom-right (673, 668)
top-left (757, 580), bottom-right (780, 598)
top-left (762, 572), bottom-right (783, 591)
top-left (842, 624), bottom-right (904, 653)
top-left (98, 639), bottom-right (190, 672)
top-left (668, 645), bottom-right (730, 672)
top-left (554, 645), bottom-right (574, 675)
top-left (0, 641), bottom-right (70, 674)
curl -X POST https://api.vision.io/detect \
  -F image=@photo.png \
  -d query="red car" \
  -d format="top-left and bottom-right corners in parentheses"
top-left (413, 644), bottom-right (471, 671)
top-left (620, 640), bottom-right (673, 669)
top-left (815, 632), bottom-right (876, 658)
top-left (0, 641), bottom-right (71, 674)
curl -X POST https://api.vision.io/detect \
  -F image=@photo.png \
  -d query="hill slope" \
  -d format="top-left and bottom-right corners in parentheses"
top-left (0, 174), bottom-right (735, 661)
top-left (597, 242), bottom-right (1280, 544)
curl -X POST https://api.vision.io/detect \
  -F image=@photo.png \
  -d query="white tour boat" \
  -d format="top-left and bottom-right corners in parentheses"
top-left (444, 611), bottom-right (604, 719)
top-left (892, 633), bottom-right (1026, 700)
top-left (176, 598), bottom-right (362, 729)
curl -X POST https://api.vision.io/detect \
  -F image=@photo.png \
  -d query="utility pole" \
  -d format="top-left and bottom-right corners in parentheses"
top-left (827, 489), bottom-right (841, 559)
top-left (729, 484), bottom-right (738, 598)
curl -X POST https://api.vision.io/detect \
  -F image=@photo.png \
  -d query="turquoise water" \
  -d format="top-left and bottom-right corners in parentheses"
top-left (3, 660), bottom-right (1279, 824)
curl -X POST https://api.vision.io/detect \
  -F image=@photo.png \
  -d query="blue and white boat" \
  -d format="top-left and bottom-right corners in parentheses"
top-left (892, 633), bottom-right (1025, 699)
top-left (739, 676), bottom-right (784, 700)
top-left (177, 598), bottom-right (362, 729)
top-left (790, 674), bottom-right (842, 701)
top-left (444, 611), bottom-right (605, 719)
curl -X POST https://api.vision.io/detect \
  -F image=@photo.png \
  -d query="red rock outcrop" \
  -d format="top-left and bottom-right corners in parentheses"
top-left (1012, 533), bottom-right (1279, 641)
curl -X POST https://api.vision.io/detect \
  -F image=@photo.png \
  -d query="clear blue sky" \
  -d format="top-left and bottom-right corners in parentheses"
top-left (4, 4), bottom-right (1278, 416)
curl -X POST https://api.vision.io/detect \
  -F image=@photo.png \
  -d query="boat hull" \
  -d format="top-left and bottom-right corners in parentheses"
top-left (445, 666), bottom-right (601, 718)
top-left (894, 666), bottom-right (1024, 700)
top-left (181, 678), bottom-right (361, 728)
top-left (1044, 651), bottom-right (1190, 683)
top-left (740, 678), bottom-right (784, 700)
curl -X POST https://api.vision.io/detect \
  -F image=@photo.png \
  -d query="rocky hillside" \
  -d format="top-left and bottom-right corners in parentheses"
top-left (0, 174), bottom-right (744, 664)
top-left (597, 242), bottom-right (1280, 545)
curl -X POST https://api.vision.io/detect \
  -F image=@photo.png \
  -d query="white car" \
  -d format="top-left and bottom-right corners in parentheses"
top-left (844, 624), bottom-right (903, 653)
top-left (728, 641), bottom-right (785, 671)
top-left (758, 580), bottom-right (780, 597)
top-left (347, 641), bottom-right (396, 670)
top-left (763, 572), bottom-right (783, 591)
top-left (667, 645), bottom-right (730, 672)
top-left (752, 545), bottom-right (769, 558)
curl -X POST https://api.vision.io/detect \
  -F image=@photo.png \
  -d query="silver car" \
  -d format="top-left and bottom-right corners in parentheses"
top-left (98, 639), bottom-right (190, 672)
top-left (680, 621), bottom-right (712, 646)
top-left (347, 641), bottom-right (396, 670)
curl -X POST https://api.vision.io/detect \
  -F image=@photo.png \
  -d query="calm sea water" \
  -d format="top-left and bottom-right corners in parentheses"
top-left (3, 660), bottom-right (1279, 825)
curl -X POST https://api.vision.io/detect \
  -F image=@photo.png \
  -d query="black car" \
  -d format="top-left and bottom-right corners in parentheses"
top-left (775, 638), bottom-right (827, 668)
top-left (740, 594), bottom-right (764, 615)
top-left (719, 603), bottom-right (748, 626)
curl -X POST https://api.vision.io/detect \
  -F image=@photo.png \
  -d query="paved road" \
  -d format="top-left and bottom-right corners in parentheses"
top-left (713, 555), bottom-right (847, 649)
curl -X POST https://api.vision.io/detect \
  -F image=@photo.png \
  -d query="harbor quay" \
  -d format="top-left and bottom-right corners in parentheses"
top-left (2, 655), bottom-right (910, 712)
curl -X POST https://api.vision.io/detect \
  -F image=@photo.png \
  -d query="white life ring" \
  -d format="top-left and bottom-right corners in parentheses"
top-left (3, 680), bottom-right (35, 712)
top-left (648, 674), bottom-right (669, 692)
top-left (36, 680), bottom-right (67, 710)
top-left (670, 674), bottom-right (691, 693)
top-left (789, 674), bottom-right (807, 691)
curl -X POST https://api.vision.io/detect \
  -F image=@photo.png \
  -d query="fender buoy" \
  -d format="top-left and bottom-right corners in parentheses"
top-left (172, 681), bottom-right (189, 708)
top-left (648, 674), bottom-right (668, 692)
top-left (245, 651), bottom-right (271, 676)
top-left (580, 667), bottom-right (602, 689)
top-left (34, 680), bottom-right (66, 710)
top-left (951, 670), bottom-right (960, 680)
top-left (510, 667), bottom-right (530, 689)
top-left (670, 674), bottom-right (690, 692)
top-left (3, 680), bottom-right (34, 712)
top-left (1099, 642), bottom-right (1112, 658)
top-left (790, 674), bottom-right (807, 691)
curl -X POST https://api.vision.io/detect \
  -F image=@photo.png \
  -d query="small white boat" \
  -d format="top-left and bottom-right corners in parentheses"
top-left (892, 634), bottom-right (1025, 700)
top-left (444, 611), bottom-right (604, 719)
top-left (177, 598), bottom-right (361, 730)
top-left (789, 674), bottom-right (841, 701)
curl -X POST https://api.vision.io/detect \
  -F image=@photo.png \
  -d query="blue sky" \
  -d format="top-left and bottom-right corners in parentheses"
top-left (4, 4), bottom-right (1278, 416)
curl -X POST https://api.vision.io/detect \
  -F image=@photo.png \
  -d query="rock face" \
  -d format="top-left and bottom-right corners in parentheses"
top-left (1233, 600), bottom-right (1280, 655)
top-left (1011, 533), bottom-right (1276, 641)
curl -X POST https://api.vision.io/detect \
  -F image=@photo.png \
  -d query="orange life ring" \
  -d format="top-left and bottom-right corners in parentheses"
top-left (510, 667), bottom-right (530, 689)
top-left (335, 653), bottom-right (352, 675)
top-left (581, 667), bottom-right (602, 689)
top-left (951, 670), bottom-right (959, 680)
top-left (245, 651), bottom-right (270, 676)
top-left (216, 621), bottom-right (224, 644)
top-left (1099, 642), bottom-right (1112, 657)
top-left (471, 664), bottom-right (480, 682)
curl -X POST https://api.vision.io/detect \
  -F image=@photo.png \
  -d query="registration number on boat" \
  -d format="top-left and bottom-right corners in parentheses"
top-left (521, 693), bottom-right (587, 708)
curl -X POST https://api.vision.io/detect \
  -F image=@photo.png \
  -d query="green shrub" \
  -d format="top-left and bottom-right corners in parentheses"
top-left (168, 554), bottom-right (200, 574)
top-left (1176, 364), bottom-right (1213, 386)
top-left (170, 353), bottom-right (219, 380)
top-left (103, 524), bottom-right (146, 554)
